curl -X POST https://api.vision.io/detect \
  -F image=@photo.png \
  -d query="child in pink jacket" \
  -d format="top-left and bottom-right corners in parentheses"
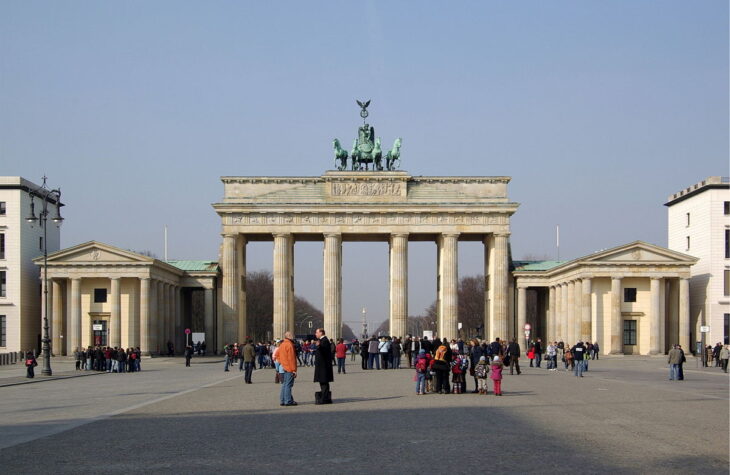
top-left (490, 356), bottom-right (504, 396)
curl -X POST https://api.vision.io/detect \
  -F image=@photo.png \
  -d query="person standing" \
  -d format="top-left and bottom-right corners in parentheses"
top-left (243, 339), bottom-right (256, 384)
top-left (367, 336), bottom-right (380, 370)
top-left (184, 345), bottom-right (193, 367)
top-left (592, 341), bottom-right (600, 360)
top-left (25, 351), bottom-right (37, 378)
top-left (335, 338), bottom-right (347, 374)
top-left (74, 347), bottom-right (82, 371)
top-left (719, 345), bottom-right (729, 373)
top-left (314, 328), bottom-right (334, 404)
top-left (223, 344), bottom-right (232, 372)
top-left (534, 338), bottom-right (543, 368)
top-left (667, 344), bottom-right (682, 380)
top-left (507, 338), bottom-right (521, 375)
top-left (490, 356), bottom-right (504, 396)
top-left (572, 341), bottom-right (586, 377)
top-left (677, 344), bottom-right (687, 380)
top-left (360, 340), bottom-right (368, 370)
top-left (276, 332), bottom-right (298, 406)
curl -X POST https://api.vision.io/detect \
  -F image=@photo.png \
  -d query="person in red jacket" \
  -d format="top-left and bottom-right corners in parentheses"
top-left (335, 338), bottom-right (348, 374)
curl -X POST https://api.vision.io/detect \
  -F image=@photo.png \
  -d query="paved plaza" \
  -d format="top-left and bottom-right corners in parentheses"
top-left (0, 355), bottom-right (727, 473)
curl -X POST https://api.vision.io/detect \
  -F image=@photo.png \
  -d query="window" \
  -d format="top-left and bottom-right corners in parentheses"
top-left (39, 236), bottom-right (43, 251)
top-left (726, 230), bottom-right (729, 259)
top-left (686, 236), bottom-right (690, 251)
top-left (725, 201), bottom-right (730, 215)
top-left (725, 314), bottom-right (729, 345)
top-left (623, 320), bottom-right (637, 345)
top-left (0, 315), bottom-right (5, 346)
top-left (686, 212), bottom-right (690, 226)
top-left (0, 233), bottom-right (4, 259)
top-left (93, 288), bottom-right (107, 303)
top-left (725, 270), bottom-right (730, 297)
top-left (0, 202), bottom-right (5, 215)
top-left (624, 288), bottom-right (637, 303)
top-left (0, 271), bottom-right (5, 297)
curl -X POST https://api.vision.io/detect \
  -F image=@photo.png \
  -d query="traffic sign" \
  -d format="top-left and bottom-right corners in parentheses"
top-left (524, 323), bottom-right (532, 331)
top-left (185, 328), bottom-right (191, 334)
top-left (700, 326), bottom-right (710, 333)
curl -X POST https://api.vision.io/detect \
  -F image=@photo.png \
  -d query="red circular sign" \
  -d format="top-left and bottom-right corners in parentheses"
top-left (185, 328), bottom-right (191, 334)
top-left (524, 323), bottom-right (532, 330)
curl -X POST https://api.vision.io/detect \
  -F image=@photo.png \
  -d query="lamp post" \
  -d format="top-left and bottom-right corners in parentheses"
top-left (26, 176), bottom-right (63, 376)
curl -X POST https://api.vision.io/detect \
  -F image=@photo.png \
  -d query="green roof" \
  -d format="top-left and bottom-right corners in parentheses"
top-left (166, 260), bottom-right (219, 272)
top-left (514, 260), bottom-right (566, 272)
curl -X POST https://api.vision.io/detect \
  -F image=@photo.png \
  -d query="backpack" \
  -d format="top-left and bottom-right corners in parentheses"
top-left (415, 357), bottom-right (428, 374)
top-left (475, 363), bottom-right (488, 378)
top-left (452, 357), bottom-right (463, 374)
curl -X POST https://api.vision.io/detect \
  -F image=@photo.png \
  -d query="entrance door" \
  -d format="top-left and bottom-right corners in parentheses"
top-left (623, 319), bottom-right (638, 355)
top-left (93, 320), bottom-right (108, 346)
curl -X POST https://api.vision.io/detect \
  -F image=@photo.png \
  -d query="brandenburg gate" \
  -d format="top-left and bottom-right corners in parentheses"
top-left (212, 101), bottom-right (519, 344)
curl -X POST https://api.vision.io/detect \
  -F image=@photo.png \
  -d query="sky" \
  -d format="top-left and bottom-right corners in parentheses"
top-left (2, 1), bottom-right (728, 330)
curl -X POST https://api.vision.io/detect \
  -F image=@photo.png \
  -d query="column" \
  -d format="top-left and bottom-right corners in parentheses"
top-left (52, 279), bottom-right (63, 355)
top-left (69, 278), bottom-right (81, 352)
top-left (492, 233), bottom-right (509, 340)
top-left (678, 278), bottom-right (690, 350)
top-left (581, 278), bottom-right (592, 343)
top-left (236, 235), bottom-right (247, 344)
top-left (109, 277), bottom-right (121, 348)
top-left (139, 277), bottom-right (150, 354)
top-left (127, 279), bottom-right (139, 349)
top-left (204, 287), bottom-right (214, 350)
top-left (482, 235), bottom-right (491, 340)
top-left (173, 285), bottom-right (181, 351)
top-left (517, 285), bottom-right (527, 346)
top-left (438, 233), bottom-right (459, 340)
top-left (323, 233), bottom-right (343, 340)
top-left (561, 283), bottom-right (569, 343)
top-left (555, 284), bottom-right (563, 341)
top-left (156, 281), bottom-right (165, 353)
top-left (167, 284), bottom-right (174, 351)
top-left (548, 285), bottom-right (556, 342)
top-left (649, 277), bottom-right (662, 355)
top-left (221, 233), bottom-right (239, 346)
top-left (389, 233), bottom-right (408, 339)
top-left (41, 276), bottom-right (49, 353)
top-left (273, 233), bottom-right (294, 339)
top-left (610, 277), bottom-right (623, 354)
top-left (567, 281), bottom-right (576, 344)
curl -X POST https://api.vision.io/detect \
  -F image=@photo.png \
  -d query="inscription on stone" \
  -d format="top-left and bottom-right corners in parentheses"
top-left (331, 182), bottom-right (402, 196)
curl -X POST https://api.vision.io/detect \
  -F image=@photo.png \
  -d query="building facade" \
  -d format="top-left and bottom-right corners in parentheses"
top-left (513, 242), bottom-right (696, 355)
top-left (665, 176), bottom-right (730, 346)
top-left (35, 242), bottom-right (219, 355)
top-left (0, 177), bottom-right (61, 353)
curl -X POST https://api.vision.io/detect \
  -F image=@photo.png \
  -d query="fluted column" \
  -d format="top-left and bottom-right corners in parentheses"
top-left (156, 280), bottom-right (165, 353)
top-left (70, 278), bottom-right (81, 352)
top-left (273, 233), bottom-right (294, 339)
top-left (581, 278), bottom-right (592, 343)
top-left (548, 285), bottom-right (556, 342)
top-left (610, 277), bottom-right (623, 354)
top-left (109, 278), bottom-right (121, 348)
top-left (139, 278), bottom-right (150, 354)
top-left (389, 233), bottom-right (408, 339)
top-left (438, 233), bottom-right (459, 340)
top-left (323, 233), bottom-right (343, 340)
top-left (561, 283), bottom-right (568, 343)
top-left (204, 287), bottom-right (214, 349)
top-left (221, 233), bottom-right (239, 346)
top-left (483, 235), bottom-right (491, 340)
top-left (492, 233), bottom-right (509, 340)
top-left (567, 281), bottom-right (576, 345)
top-left (678, 278), bottom-right (690, 350)
top-left (167, 284), bottom-right (174, 351)
top-left (517, 285), bottom-right (527, 345)
top-left (649, 277), bottom-right (662, 355)
top-left (236, 235), bottom-right (247, 344)
top-left (51, 279), bottom-right (63, 355)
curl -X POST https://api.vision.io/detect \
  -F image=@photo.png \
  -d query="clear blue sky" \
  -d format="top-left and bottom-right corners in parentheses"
top-left (2, 1), bottom-right (727, 329)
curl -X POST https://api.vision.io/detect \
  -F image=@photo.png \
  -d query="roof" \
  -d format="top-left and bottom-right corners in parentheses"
top-left (665, 176), bottom-right (729, 206)
top-left (514, 260), bottom-right (567, 272)
top-left (166, 260), bottom-right (219, 272)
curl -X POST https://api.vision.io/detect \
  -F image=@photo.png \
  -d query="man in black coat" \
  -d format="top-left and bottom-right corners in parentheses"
top-left (507, 338), bottom-right (522, 375)
top-left (314, 328), bottom-right (334, 404)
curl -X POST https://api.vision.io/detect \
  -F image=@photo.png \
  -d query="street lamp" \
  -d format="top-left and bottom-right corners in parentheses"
top-left (26, 176), bottom-right (63, 376)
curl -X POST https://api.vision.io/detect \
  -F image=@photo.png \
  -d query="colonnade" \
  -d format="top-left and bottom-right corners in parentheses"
top-left (518, 276), bottom-right (691, 355)
top-left (220, 231), bottom-right (512, 343)
top-left (46, 276), bottom-right (215, 356)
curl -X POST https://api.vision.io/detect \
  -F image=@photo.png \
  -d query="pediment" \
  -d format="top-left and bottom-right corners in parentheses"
top-left (582, 242), bottom-right (697, 264)
top-left (43, 241), bottom-right (153, 264)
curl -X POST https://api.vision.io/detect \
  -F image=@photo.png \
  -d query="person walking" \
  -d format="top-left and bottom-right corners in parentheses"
top-left (243, 339), bottom-right (256, 384)
top-left (719, 345), bottom-right (729, 373)
top-left (184, 345), bottom-right (193, 367)
top-left (667, 344), bottom-right (682, 380)
top-left (335, 338), bottom-right (347, 374)
top-left (490, 356), bottom-right (504, 396)
top-left (314, 328), bottom-right (334, 404)
top-left (507, 338), bottom-right (521, 375)
top-left (572, 341), bottom-right (586, 377)
top-left (74, 347), bottom-right (82, 371)
top-left (25, 351), bottom-right (37, 378)
top-left (592, 341), bottom-right (600, 360)
top-left (223, 344), bottom-right (232, 372)
top-left (276, 332), bottom-right (298, 406)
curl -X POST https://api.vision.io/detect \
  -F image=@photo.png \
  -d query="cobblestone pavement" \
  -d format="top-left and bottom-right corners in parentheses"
top-left (0, 356), bottom-right (727, 473)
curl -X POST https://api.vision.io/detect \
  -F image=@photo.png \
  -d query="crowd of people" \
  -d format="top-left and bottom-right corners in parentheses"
top-left (72, 346), bottom-right (143, 373)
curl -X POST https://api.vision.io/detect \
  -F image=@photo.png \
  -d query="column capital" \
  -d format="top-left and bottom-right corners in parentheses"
top-left (390, 232), bottom-right (409, 238)
top-left (517, 284), bottom-right (528, 290)
top-left (650, 276), bottom-right (663, 281)
top-left (222, 233), bottom-right (238, 239)
top-left (493, 232), bottom-right (511, 238)
top-left (273, 232), bottom-right (293, 239)
top-left (611, 276), bottom-right (623, 282)
top-left (323, 232), bottom-right (342, 239)
top-left (140, 276), bottom-right (150, 282)
top-left (441, 232), bottom-right (460, 238)
top-left (111, 276), bottom-right (121, 281)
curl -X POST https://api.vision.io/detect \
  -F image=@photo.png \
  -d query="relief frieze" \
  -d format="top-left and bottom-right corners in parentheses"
top-left (331, 182), bottom-right (402, 196)
top-left (226, 212), bottom-right (507, 227)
